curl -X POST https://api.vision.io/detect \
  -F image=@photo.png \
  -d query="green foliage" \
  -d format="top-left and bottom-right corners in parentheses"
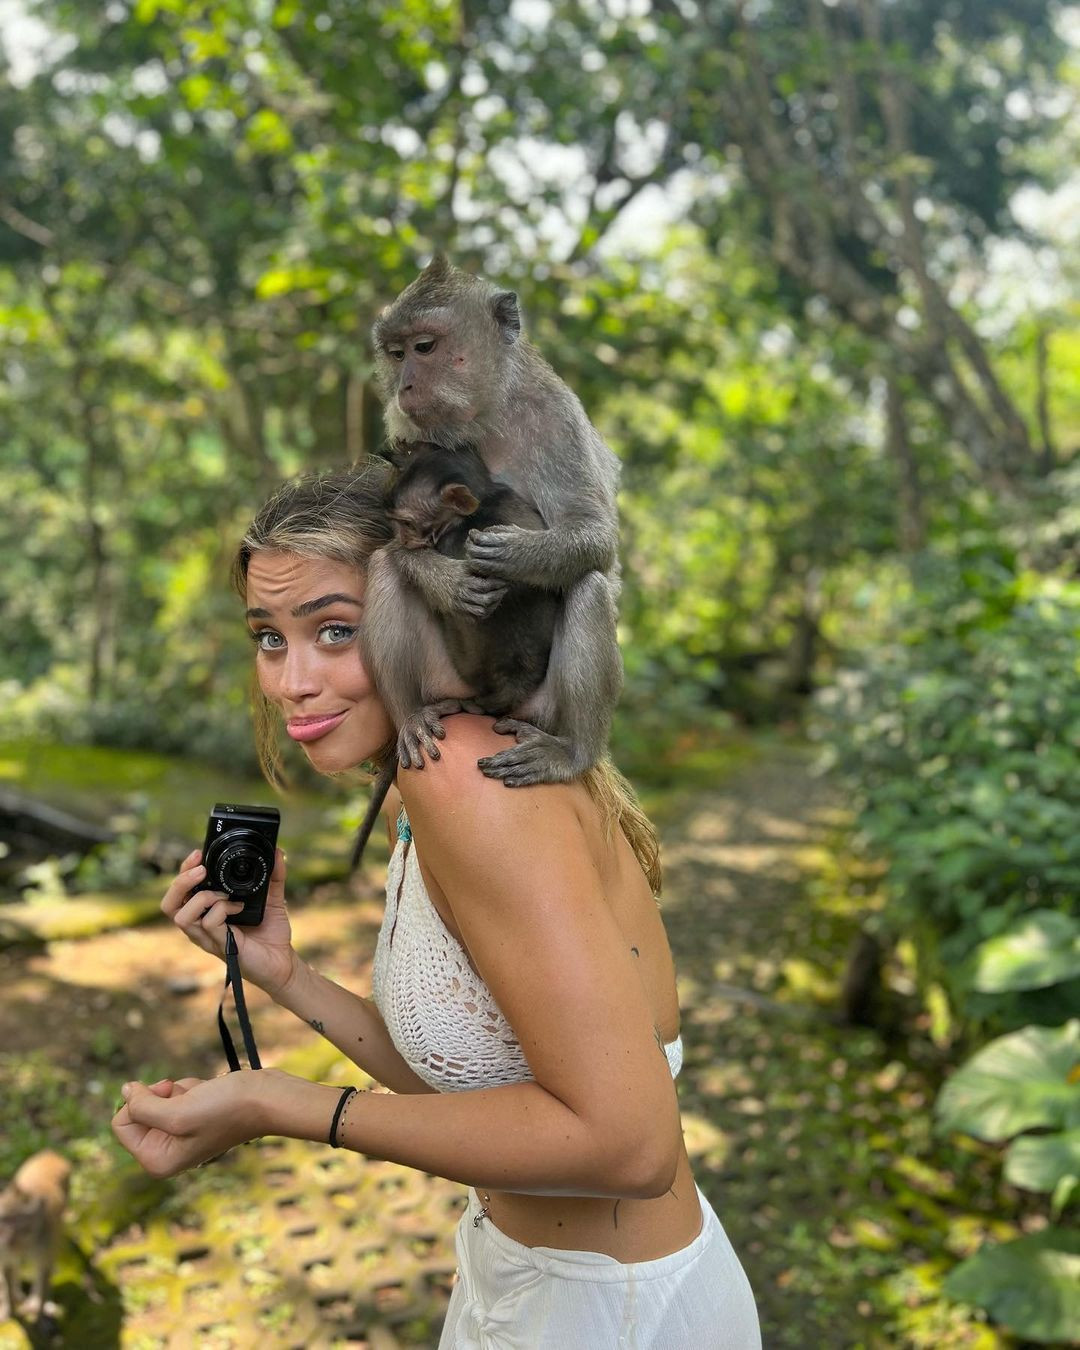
top-left (823, 509), bottom-right (1080, 1341)
top-left (935, 1022), bottom-right (1080, 1144)
top-left (819, 526), bottom-right (1080, 1028)
top-left (1004, 1131), bottom-right (1080, 1205)
top-left (0, 1052), bottom-right (97, 1176)
top-left (972, 910), bottom-right (1080, 995)
top-left (942, 1229), bottom-right (1080, 1346)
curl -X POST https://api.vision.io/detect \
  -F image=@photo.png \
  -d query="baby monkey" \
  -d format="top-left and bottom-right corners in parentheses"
top-left (0, 1150), bottom-right (70, 1324)
top-left (387, 443), bottom-right (558, 737)
top-left (352, 444), bottom-right (558, 866)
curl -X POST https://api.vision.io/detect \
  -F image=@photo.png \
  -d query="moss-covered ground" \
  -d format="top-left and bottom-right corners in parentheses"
top-left (0, 738), bottom-right (1045, 1347)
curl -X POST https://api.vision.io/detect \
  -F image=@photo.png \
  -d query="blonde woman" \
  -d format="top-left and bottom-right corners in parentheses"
top-left (112, 459), bottom-right (761, 1348)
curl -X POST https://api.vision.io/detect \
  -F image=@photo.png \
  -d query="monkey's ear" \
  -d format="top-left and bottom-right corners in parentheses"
top-left (440, 484), bottom-right (481, 517)
top-left (425, 252), bottom-right (452, 278)
top-left (491, 290), bottom-right (521, 343)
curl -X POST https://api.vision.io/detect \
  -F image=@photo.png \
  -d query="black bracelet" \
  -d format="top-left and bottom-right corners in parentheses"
top-left (329, 1085), bottom-right (357, 1148)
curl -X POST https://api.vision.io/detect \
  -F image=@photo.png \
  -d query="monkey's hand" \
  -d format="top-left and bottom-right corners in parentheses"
top-left (454, 572), bottom-right (508, 619)
top-left (398, 699), bottom-right (470, 770)
top-left (465, 524), bottom-right (539, 584)
top-left (477, 719), bottom-right (581, 788)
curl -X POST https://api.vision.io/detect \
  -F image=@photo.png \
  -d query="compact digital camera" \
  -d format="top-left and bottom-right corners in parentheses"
top-left (194, 803), bottom-right (280, 927)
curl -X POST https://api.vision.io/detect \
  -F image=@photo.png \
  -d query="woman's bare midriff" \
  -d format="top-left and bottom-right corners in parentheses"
top-left (411, 781), bottom-right (699, 1262)
top-left (482, 1148), bottom-right (702, 1260)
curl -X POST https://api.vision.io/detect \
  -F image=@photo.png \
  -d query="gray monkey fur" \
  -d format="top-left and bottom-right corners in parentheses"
top-left (363, 255), bottom-right (623, 791)
top-left (350, 442), bottom-right (560, 868)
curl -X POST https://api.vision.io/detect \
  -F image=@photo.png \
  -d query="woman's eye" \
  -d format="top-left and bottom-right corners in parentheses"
top-left (318, 623), bottom-right (357, 646)
top-left (414, 339), bottom-right (436, 354)
top-left (251, 630), bottom-right (284, 652)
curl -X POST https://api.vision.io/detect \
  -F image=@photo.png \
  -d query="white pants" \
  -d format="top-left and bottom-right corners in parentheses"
top-left (437, 1186), bottom-right (762, 1349)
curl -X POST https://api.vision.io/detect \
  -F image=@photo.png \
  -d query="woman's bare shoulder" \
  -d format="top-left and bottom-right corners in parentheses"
top-left (396, 713), bottom-right (589, 845)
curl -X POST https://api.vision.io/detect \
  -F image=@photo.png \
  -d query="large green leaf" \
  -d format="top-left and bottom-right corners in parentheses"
top-left (1004, 1129), bottom-right (1080, 1194)
top-left (935, 1021), bottom-right (1080, 1142)
top-left (943, 1229), bottom-right (1080, 1344)
top-left (973, 910), bottom-right (1080, 993)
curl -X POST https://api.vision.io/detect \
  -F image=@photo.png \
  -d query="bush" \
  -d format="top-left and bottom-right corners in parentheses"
top-left (817, 543), bottom-right (1080, 1032)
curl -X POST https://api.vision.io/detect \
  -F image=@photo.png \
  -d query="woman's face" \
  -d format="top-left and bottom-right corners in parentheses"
top-left (245, 549), bottom-right (395, 775)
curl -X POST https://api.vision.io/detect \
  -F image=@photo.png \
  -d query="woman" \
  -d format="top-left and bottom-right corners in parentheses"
top-left (111, 459), bottom-right (762, 1347)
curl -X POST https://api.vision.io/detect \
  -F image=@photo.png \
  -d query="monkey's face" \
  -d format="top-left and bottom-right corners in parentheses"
top-left (374, 316), bottom-right (488, 436)
top-left (389, 480), bottom-right (480, 549)
top-left (373, 263), bottom-right (521, 440)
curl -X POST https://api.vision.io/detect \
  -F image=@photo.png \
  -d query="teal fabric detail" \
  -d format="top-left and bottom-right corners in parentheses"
top-left (396, 809), bottom-right (412, 843)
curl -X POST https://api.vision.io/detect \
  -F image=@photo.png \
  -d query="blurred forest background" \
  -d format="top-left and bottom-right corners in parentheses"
top-left (1, 1), bottom-right (1078, 1347)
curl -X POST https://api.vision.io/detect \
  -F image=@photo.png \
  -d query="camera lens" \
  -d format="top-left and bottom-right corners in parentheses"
top-left (219, 844), bottom-right (269, 894)
top-left (205, 827), bottom-right (273, 896)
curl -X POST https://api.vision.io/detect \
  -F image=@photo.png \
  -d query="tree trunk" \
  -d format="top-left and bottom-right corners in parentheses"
top-left (884, 375), bottom-right (925, 552)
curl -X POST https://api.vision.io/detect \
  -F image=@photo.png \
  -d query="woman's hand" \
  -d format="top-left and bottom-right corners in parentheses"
top-left (161, 847), bottom-right (298, 999)
top-left (111, 1071), bottom-right (267, 1178)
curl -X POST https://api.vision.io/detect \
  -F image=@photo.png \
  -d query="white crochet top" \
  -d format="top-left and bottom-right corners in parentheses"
top-left (371, 833), bottom-right (684, 1094)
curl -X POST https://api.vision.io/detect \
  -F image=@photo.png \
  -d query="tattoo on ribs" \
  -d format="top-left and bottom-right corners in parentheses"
top-left (309, 1019), bottom-right (324, 1034)
top-left (612, 1199), bottom-right (621, 1230)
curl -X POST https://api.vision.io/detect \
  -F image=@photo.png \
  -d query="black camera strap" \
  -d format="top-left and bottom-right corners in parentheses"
top-left (218, 926), bottom-right (262, 1071)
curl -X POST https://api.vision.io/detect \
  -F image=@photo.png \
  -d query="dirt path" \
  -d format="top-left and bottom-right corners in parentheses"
top-left (2, 746), bottom-right (1000, 1349)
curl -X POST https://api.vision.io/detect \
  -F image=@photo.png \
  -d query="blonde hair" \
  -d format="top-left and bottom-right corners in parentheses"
top-left (233, 457), bottom-right (662, 893)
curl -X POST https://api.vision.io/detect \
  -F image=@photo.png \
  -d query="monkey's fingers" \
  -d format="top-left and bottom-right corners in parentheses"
top-left (457, 576), bottom-right (508, 617)
top-left (479, 726), bottom-right (577, 788)
top-left (397, 703), bottom-right (457, 769)
top-left (467, 524), bottom-right (522, 551)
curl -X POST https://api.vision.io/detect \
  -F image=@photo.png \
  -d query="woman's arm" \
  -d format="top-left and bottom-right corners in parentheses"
top-left (286, 718), bottom-right (681, 1194)
top-left (116, 719), bottom-right (681, 1195)
top-left (272, 958), bottom-right (436, 1095)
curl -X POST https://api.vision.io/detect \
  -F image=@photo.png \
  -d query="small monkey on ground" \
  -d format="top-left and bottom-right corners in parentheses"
top-left (365, 254), bottom-right (622, 788)
top-left (352, 443), bottom-right (559, 864)
top-left (0, 1149), bottom-right (70, 1323)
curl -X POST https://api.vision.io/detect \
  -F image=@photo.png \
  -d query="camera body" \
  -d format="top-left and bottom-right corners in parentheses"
top-left (194, 803), bottom-right (280, 927)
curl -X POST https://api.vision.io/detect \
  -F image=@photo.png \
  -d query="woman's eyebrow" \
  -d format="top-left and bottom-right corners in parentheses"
top-left (245, 593), bottom-right (364, 621)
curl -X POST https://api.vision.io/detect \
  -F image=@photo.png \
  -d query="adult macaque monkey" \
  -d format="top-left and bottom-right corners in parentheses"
top-left (366, 254), bottom-right (623, 789)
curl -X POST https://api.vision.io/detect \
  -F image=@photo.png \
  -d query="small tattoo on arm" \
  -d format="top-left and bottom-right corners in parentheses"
top-left (309, 1019), bottom-right (324, 1034)
top-left (612, 1199), bottom-right (621, 1230)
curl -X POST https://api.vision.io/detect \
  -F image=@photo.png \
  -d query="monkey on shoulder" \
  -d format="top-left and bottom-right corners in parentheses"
top-left (364, 256), bottom-right (622, 791)
top-left (386, 443), bottom-right (557, 749)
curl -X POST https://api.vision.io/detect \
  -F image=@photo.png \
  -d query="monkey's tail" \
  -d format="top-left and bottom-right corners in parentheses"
top-left (350, 754), bottom-right (397, 872)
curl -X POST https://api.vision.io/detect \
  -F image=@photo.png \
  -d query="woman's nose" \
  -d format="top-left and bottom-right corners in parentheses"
top-left (278, 648), bottom-right (321, 702)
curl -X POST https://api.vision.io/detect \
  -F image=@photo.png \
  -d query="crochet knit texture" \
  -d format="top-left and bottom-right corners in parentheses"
top-left (372, 836), bottom-right (683, 1093)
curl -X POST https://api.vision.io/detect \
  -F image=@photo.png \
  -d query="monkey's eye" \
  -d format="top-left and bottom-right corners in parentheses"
top-left (413, 338), bottom-right (437, 355)
top-left (387, 347), bottom-right (405, 362)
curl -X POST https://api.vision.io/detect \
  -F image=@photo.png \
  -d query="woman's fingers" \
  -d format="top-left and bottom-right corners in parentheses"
top-left (198, 896), bottom-right (246, 935)
top-left (266, 847), bottom-right (287, 907)
top-left (172, 889), bottom-right (239, 934)
top-left (122, 1082), bottom-right (188, 1131)
top-left (161, 851), bottom-right (206, 918)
